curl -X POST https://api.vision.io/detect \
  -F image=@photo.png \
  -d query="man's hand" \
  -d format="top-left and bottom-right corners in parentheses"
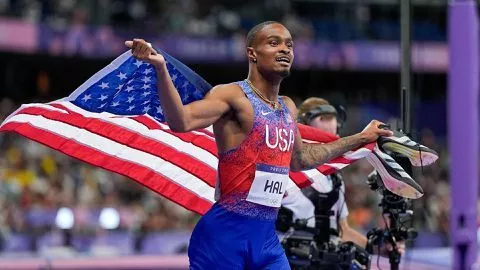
top-left (125, 38), bottom-right (165, 69)
top-left (360, 120), bottom-right (394, 142)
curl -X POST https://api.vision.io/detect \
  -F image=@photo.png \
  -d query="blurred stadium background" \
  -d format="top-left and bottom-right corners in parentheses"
top-left (0, 0), bottom-right (474, 269)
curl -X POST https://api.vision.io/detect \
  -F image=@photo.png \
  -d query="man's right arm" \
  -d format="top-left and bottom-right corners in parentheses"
top-left (155, 65), bottom-right (231, 132)
top-left (126, 38), bottom-right (231, 132)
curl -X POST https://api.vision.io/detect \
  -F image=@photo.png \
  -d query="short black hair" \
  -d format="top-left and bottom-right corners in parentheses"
top-left (246, 21), bottom-right (281, 47)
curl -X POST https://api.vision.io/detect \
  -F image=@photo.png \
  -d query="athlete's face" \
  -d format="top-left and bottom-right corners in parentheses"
top-left (248, 24), bottom-right (294, 78)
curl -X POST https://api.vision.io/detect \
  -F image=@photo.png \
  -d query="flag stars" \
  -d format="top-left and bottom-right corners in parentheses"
top-left (141, 76), bottom-right (152, 83)
top-left (127, 105), bottom-right (135, 111)
top-left (134, 60), bottom-right (144, 68)
top-left (81, 94), bottom-right (92, 102)
top-left (143, 105), bottom-right (151, 113)
top-left (117, 72), bottom-right (127, 80)
top-left (141, 84), bottom-right (151, 90)
top-left (127, 96), bottom-right (135, 103)
top-left (98, 94), bottom-right (108, 101)
top-left (142, 100), bottom-right (150, 105)
top-left (171, 74), bottom-right (178, 82)
top-left (156, 105), bottom-right (163, 114)
top-left (116, 84), bottom-right (124, 90)
top-left (98, 103), bottom-right (107, 108)
top-left (125, 86), bottom-right (134, 92)
top-left (99, 82), bottom-right (109, 89)
top-left (193, 89), bottom-right (202, 95)
top-left (143, 68), bottom-right (153, 75)
top-left (141, 91), bottom-right (151, 97)
top-left (111, 101), bottom-right (120, 107)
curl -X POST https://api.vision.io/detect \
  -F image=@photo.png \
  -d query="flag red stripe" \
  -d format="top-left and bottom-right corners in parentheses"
top-left (317, 166), bottom-right (337, 176)
top-left (129, 115), bottom-right (219, 157)
top-left (16, 106), bottom-right (217, 187)
top-left (322, 156), bottom-right (359, 165)
top-left (289, 171), bottom-right (312, 188)
top-left (50, 103), bottom-right (219, 157)
top-left (0, 121), bottom-right (213, 215)
top-left (297, 123), bottom-right (339, 142)
top-left (195, 128), bottom-right (215, 138)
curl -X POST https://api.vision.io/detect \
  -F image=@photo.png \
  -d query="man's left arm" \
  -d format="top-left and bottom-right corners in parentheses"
top-left (281, 96), bottom-right (393, 172)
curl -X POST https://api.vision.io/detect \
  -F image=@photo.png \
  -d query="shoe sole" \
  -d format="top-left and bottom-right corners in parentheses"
top-left (366, 149), bottom-right (424, 199)
top-left (380, 140), bottom-right (439, 167)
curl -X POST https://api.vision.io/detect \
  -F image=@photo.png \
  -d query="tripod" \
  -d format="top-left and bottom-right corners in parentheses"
top-left (365, 158), bottom-right (418, 270)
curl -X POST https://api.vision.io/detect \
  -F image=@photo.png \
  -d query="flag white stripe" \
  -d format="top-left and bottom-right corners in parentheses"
top-left (302, 139), bottom-right (321, 144)
top-left (4, 113), bottom-right (216, 203)
top-left (58, 102), bottom-right (218, 169)
top-left (343, 147), bottom-right (373, 160)
top-left (302, 169), bottom-right (327, 184)
top-left (322, 163), bottom-right (349, 170)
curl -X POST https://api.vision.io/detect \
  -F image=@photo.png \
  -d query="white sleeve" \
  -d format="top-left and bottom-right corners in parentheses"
top-left (282, 189), bottom-right (316, 228)
top-left (338, 183), bottom-right (349, 220)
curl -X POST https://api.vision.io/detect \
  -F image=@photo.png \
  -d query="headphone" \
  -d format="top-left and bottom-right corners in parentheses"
top-left (299, 104), bottom-right (347, 130)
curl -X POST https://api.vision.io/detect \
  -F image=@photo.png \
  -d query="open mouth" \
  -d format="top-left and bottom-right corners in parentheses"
top-left (275, 56), bottom-right (291, 64)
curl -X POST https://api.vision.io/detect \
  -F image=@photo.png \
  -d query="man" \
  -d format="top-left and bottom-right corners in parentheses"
top-left (280, 97), bottom-right (405, 256)
top-left (125, 21), bottom-right (392, 269)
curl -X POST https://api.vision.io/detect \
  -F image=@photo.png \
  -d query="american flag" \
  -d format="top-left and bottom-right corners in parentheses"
top-left (0, 48), bottom-right (375, 215)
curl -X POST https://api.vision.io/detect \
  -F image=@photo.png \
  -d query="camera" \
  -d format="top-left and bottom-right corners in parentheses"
top-left (280, 230), bottom-right (371, 270)
top-left (277, 202), bottom-right (371, 269)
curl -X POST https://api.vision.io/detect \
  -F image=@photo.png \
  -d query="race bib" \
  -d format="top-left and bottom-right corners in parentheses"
top-left (246, 163), bottom-right (289, 207)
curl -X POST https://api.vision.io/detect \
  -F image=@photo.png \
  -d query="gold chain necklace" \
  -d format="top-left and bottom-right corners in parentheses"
top-left (246, 79), bottom-right (279, 109)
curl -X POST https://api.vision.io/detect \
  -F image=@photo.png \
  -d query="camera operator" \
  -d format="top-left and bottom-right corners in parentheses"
top-left (278, 98), bottom-right (405, 264)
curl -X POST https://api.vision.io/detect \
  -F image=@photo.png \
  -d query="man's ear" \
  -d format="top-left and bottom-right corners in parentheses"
top-left (246, 47), bottom-right (257, 63)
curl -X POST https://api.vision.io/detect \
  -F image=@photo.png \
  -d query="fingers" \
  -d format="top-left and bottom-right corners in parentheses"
top-left (132, 38), bottom-right (149, 58)
top-left (371, 120), bottom-right (394, 137)
top-left (125, 40), bottom-right (133, 48)
top-left (378, 128), bottom-right (394, 137)
top-left (138, 42), bottom-right (150, 55)
top-left (125, 38), bottom-right (157, 59)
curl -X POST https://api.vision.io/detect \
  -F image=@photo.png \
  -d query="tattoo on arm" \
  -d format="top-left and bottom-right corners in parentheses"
top-left (294, 134), bottom-right (367, 170)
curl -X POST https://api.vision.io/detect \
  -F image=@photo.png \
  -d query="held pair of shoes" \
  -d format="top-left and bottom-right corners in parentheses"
top-left (366, 130), bottom-right (439, 199)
